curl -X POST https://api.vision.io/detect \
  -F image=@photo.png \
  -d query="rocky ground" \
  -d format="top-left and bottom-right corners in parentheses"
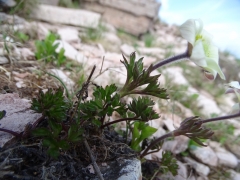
top-left (1, 2), bottom-right (240, 180)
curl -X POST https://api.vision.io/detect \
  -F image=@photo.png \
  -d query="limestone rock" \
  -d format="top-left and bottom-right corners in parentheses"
top-left (102, 32), bottom-right (121, 46)
top-left (99, 0), bottom-right (160, 18)
top-left (82, 3), bottom-right (151, 36)
top-left (57, 28), bottom-right (79, 43)
top-left (54, 40), bottom-right (87, 63)
top-left (0, 93), bottom-right (41, 147)
top-left (120, 44), bottom-right (135, 56)
top-left (209, 141), bottom-right (238, 168)
top-left (190, 146), bottom-right (218, 167)
top-left (183, 157), bottom-right (210, 176)
top-left (162, 135), bottom-right (189, 154)
top-left (50, 69), bottom-right (75, 93)
top-left (31, 4), bottom-right (101, 29)
top-left (0, 56), bottom-right (8, 64)
top-left (40, 0), bottom-right (59, 6)
top-left (117, 158), bottom-right (142, 180)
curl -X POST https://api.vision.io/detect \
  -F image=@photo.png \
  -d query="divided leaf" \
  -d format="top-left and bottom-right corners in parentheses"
top-left (128, 97), bottom-right (159, 121)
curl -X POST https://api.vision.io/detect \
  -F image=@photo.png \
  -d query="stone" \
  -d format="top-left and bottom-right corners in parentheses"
top-left (162, 67), bottom-right (189, 85)
top-left (101, 22), bottom-right (117, 33)
top-left (57, 28), bottom-right (79, 43)
top-left (0, 93), bottom-right (42, 147)
top-left (120, 44), bottom-right (135, 56)
top-left (0, 0), bottom-right (16, 7)
top-left (226, 143), bottom-right (240, 159)
top-left (39, 0), bottom-right (59, 6)
top-left (209, 141), bottom-right (238, 168)
top-left (30, 4), bottom-right (101, 29)
top-left (137, 47), bottom-right (165, 56)
top-left (162, 135), bottom-right (189, 154)
top-left (102, 32), bottom-right (122, 46)
top-left (117, 158), bottom-right (142, 180)
top-left (0, 56), bottom-right (8, 64)
top-left (19, 48), bottom-right (35, 60)
top-left (183, 157), bottom-right (210, 176)
top-left (228, 170), bottom-right (240, 180)
top-left (190, 146), bottom-right (218, 167)
top-left (50, 69), bottom-right (75, 93)
top-left (82, 3), bottom-right (151, 36)
top-left (54, 40), bottom-right (87, 63)
top-left (197, 93), bottom-right (222, 115)
top-left (158, 161), bottom-right (188, 180)
top-left (99, 0), bottom-right (160, 18)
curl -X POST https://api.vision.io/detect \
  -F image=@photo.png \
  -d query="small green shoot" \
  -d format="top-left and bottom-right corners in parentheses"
top-left (35, 32), bottom-right (66, 66)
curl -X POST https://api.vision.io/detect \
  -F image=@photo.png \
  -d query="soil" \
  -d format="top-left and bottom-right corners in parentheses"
top-left (0, 126), bottom-right (137, 180)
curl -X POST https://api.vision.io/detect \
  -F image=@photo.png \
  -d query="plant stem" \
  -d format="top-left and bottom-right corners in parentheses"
top-left (0, 128), bottom-right (20, 137)
top-left (152, 51), bottom-right (189, 70)
top-left (202, 112), bottom-right (240, 124)
top-left (140, 131), bottom-right (174, 158)
top-left (101, 117), bottom-right (141, 129)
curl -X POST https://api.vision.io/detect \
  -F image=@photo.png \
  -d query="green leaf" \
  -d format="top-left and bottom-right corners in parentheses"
top-left (58, 140), bottom-right (70, 150)
top-left (68, 125), bottom-right (84, 142)
top-left (49, 120), bottom-right (62, 137)
top-left (128, 97), bottom-right (159, 121)
top-left (31, 88), bottom-right (69, 121)
top-left (139, 125), bottom-right (157, 140)
top-left (32, 127), bottom-right (51, 137)
top-left (0, 110), bottom-right (6, 120)
top-left (160, 151), bottom-right (178, 176)
top-left (47, 147), bottom-right (60, 159)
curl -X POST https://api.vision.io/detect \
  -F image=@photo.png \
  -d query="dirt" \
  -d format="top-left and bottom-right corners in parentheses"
top-left (0, 125), bottom-right (137, 180)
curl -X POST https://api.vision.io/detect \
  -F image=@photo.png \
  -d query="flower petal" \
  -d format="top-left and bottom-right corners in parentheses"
top-left (190, 40), bottom-right (207, 67)
top-left (228, 81), bottom-right (240, 89)
top-left (194, 19), bottom-right (204, 35)
top-left (205, 58), bottom-right (225, 80)
top-left (179, 19), bottom-right (196, 45)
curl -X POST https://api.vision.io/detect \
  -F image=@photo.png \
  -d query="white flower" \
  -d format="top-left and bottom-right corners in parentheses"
top-left (225, 81), bottom-right (240, 111)
top-left (179, 19), bottom-right (225, 80)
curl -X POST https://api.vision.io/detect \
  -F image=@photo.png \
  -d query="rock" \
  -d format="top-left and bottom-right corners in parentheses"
top-left (57, 28), bottom-right (79, 43)
top-left (228, 170), bottom-right (240, 180)
top-left (137, 47), bottom-right (165, 57)
top-left (0, 0), bottom-right (16, 7)
top-left (98, 0), bottom-right (160, 18)
top-left (101, 22), bottom-right (117, 33)
top-left (50, 69), bottom-right (75, 93)
top-left (162, 67), bottom-right (189, 85)
top-left (82, 3), bottom-right (151, 36)
top-left (216, 151), bottom-right (238, 168)
top-left (120, 44), bottom-right (135, 56)
top-left (226, 143), bottom-right (240, 159)
top-left (117, 158), bottom-right (142, 180)
top-left (183, 157), bottom-right (210, 176)
top-left (197, 92), bottom-right (222, 115)
top-left (0, 56), bottom-right (8, 64)
top-left (158, 161), bottom-right (188, 180)
top-left (102, 32), bottom-right (122, 46)
top-left (208, 141), bottom-right (238, 168)
top-left (162, 135), bottom-right (189, 154)
top-left (0, 93), bottom-right (42, 147)
top-left (19, 48), bottom-right (35, 60)
top-left (31, 4), bottom-right (101, 29)
top-left (39, 0), bottom-right (59, 6)
top-left (189, 146), bottom-right (218, 167)
top-left (54, 40), bottom-right (87, 63)
top-left (0, 12), bottom-right (25, 24)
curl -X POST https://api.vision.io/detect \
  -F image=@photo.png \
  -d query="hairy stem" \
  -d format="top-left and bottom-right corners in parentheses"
top-left (101, 117), bottom-right (141, 129)
top-left (140, 131), bottom-right (174, 158)
top-left (202, 112), bottom-right (240, 124)
top-left (152, 51), bottom-right (189, 70)
top-left (0, 128), bottom-right (21, 137)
